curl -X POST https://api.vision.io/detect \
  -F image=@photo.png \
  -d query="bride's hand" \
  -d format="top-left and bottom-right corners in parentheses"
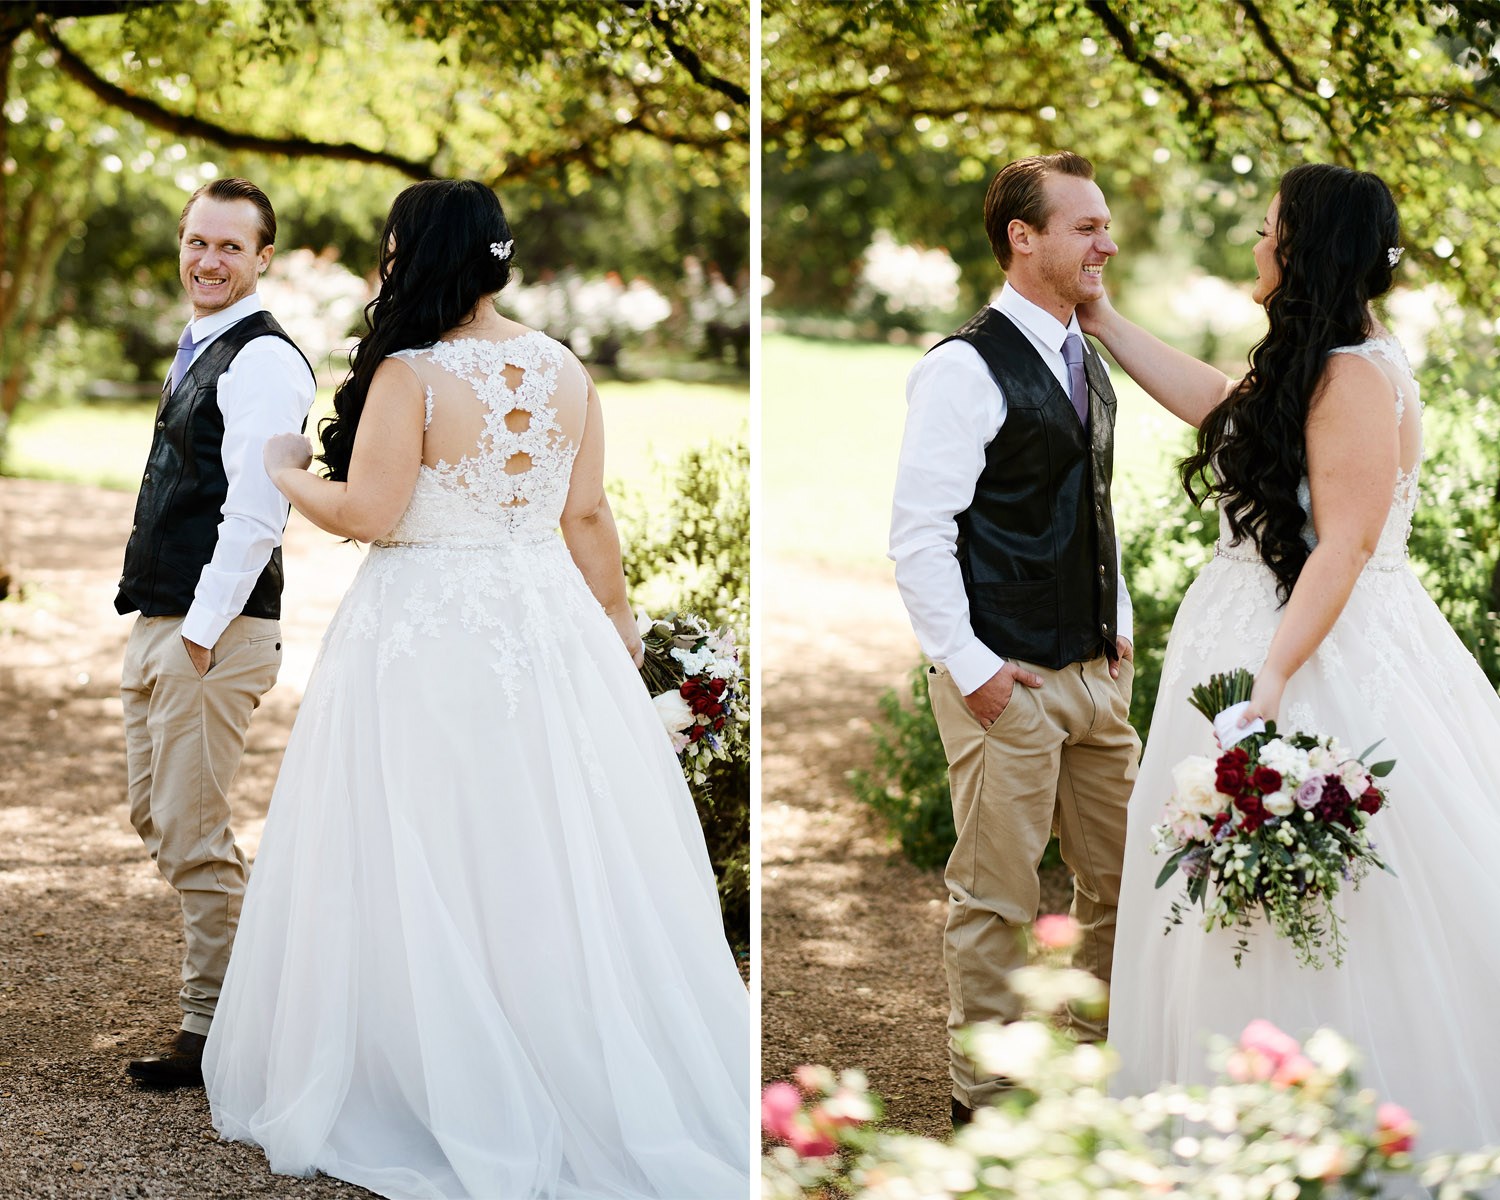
top-left (1075, 289), bottom-right (1118, 340)
top-left (264, 433), bottom-right (314, 480)
top-left (1240, 668), bottom-right (1287, 729)
top-left (609, 607), bottom-right (645, 668)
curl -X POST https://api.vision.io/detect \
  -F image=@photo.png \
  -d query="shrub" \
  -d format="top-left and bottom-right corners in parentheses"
top-left (616, 438), bottom-right (749, 959)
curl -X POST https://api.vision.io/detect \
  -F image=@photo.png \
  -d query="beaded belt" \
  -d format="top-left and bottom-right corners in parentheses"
top-left (1213, 540), bottom-right (1408, 573)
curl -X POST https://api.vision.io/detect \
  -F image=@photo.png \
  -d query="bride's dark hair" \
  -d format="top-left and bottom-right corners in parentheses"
top-left (318, 179), bottom-right (514, 481)
top-left (1180, 163), bottom-right (1400, 605)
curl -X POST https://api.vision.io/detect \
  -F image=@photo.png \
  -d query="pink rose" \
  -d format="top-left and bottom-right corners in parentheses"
top-left (1033, 913), bottom-right (1081, 950)
top-left (784, 1125), bottom-right (838, 1158)
top-left (1240, 1018), bottom-right (1301, 1065)
top-left (1376, 1103), bottom-right (1417, 1156)
top-left (761, 1081), bottom-right (802, 1140)
top-left (1271, 1052), bottom-right (1313, 1088)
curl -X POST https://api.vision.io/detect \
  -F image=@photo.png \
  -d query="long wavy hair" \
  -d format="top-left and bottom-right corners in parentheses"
top-left (319, 179), bottom-right (514, 481)
top-left (1181, 163), bottom-right (1400, 604)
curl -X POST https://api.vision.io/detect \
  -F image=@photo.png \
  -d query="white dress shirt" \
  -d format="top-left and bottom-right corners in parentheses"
top-left (888, 283), bottom-right (1133, 696)
top-left (178, 292), bottom-right (316, 649)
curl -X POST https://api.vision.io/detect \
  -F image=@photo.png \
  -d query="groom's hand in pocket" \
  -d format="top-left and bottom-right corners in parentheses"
top-left (964, 662), bottom-right (1044, 730)
top-left (1110, 636), bottom-right (1134, 679)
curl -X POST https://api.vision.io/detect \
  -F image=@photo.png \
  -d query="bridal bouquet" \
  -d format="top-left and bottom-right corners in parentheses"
top-left (638, 611), bottom-right (748, 789)
top-left (1153, 670), bottom-right (1395, 969)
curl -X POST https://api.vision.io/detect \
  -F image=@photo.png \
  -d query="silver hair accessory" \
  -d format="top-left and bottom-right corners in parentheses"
top-left (490, 240), bottom-right (514, 261)
top-left (1387, 246), bottom-right (1404, 267)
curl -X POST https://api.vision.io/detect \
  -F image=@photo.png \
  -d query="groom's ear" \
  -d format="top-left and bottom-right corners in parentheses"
top-left (1007, 218), bottom-right (1035, 260)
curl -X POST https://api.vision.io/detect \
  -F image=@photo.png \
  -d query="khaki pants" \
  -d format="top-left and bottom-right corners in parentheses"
top-left (929, 653), bottom-right (1139, 1107)
top-left (120, 613), bottom-right (282, 1035)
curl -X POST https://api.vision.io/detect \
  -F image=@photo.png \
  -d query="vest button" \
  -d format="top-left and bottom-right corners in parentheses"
top-left (157, 421), bottom-right (165, 429)
top-left (143, 473), bottom-right (150, 481)
top-left (1101, 623), bottom-right (1109, 634)
top-left (1098, 564), bottom-right (1106, 576)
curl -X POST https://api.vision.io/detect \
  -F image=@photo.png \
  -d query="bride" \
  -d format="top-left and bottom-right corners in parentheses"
top-left (1083, 164), bottom-right (1500, 1152)
top-left (202, 179), bottom-right (750, 1198)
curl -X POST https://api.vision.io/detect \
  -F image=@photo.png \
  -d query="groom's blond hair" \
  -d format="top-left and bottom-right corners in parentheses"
top-left (984, 152), bottom-right (1095, 270)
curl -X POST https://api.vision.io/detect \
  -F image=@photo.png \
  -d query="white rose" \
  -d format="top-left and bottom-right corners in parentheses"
top-left (652, 689), bottom-right (695, 733)
top-left (1339, 760), bottom-right (1370, 794)
top-left (1170, 756), bottom-right (1222, 817)
top-left (1263, 790), bottom-right (1294, 817)
top-left (1308, 746), bottom-right (1334, 771)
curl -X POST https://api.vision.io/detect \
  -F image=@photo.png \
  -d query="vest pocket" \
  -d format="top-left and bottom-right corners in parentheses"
top-left (969, 578), bottom-right (1055, 617)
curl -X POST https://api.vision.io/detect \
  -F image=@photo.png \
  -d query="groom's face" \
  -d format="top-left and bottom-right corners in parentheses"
top-left (178, 197), bottom-right (274, 318)
top-left (1022, 174), bottom-right (1117, 310)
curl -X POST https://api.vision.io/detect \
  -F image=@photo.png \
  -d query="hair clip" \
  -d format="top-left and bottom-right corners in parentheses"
top-left (1387, 246), bottom-right (1404, 267)
top-left (490, 240), bottom-right (514, 262)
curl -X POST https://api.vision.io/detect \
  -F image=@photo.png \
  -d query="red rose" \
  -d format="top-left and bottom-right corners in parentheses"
top-left (688, 724), bottom-right (707, 742)
top-left (1216, 764), bottom-right (1248, 795)
top-left (1313, 778), bottom-right (1352, 823)
top-left (1251, 766), bottom-right (1282, 793)
top-left (1225, 748), bottom-right (1250, 766)
top-left (1358, 786), bottom-right (1383, 815)
top-left (712, 715), bottom-right (726, 731)
top-left (709, 678), bottom-right (727, 696)
top-left (1210, 812), bottom-right (1231, 837)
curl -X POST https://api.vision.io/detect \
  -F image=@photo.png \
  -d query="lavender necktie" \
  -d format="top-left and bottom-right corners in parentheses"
top-left (1062, 332), bottom-right (1089, 428)
top-left (169, 323), bottom-right (195, 393)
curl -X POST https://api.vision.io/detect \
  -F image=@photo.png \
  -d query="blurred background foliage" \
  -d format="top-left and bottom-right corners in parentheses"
top-left (1, 0), bottom-right (750, 950)
top-left (760, 1), bottom-right (1500, 871)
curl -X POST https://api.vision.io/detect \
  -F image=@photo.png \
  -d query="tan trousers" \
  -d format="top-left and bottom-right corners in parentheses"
top-left (929, 653), bottom-right (1139, 1107)
top-left (120, 613), bottom-right (281, 1034)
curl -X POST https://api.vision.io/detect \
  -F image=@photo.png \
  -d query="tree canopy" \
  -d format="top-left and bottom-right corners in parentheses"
top-left (763, 0), bottom-right (1500, 315)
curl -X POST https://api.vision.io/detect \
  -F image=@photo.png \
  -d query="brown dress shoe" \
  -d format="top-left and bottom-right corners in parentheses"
top-left (127, 1030), bottom-right (207, 1089)
top-left (951, 1096), bottom-right (973, 1128)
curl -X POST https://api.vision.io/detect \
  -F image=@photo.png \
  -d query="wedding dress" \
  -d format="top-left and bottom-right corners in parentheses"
top-left (1109, 334), bottom-right (1500, 1153)
top-left (202, 331), bottom-right (750, 1199)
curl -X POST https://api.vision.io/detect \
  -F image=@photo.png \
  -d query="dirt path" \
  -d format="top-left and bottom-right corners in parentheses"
top-left (760, 555), bottom-right (1071, 1141)
top-left (0, 476), bottom-right (371, 1198)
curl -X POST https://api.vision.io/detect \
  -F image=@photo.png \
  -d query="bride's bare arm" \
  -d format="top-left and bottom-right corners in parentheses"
top-left (1243, 354), bottom-right (1400, 724)
top-left (265, 358), bottom-right (425, 543)
top-left (559, 374), bottom-right (644, 666)
top-left (1077, 292), bottom-right (1236, 429)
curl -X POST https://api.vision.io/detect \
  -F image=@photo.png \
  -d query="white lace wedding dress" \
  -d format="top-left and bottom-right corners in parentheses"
top-left (202, 331), bottom-right (750, 1199)
top-left (1110, 335), bottom-right (1500, 1153)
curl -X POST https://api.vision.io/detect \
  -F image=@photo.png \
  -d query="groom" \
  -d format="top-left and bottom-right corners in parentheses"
top-left (115, 177), bottom-right (315, 1087)
top-left (889, 151), bottom-right (1140, 1124)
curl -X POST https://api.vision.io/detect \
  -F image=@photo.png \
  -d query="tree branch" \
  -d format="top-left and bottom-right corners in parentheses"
top-left (36, 18), bottom-right (439, 179)
top-left (1086, 0), bottom-right (1214, 151)
top-left (620, 0), bottom-right (748, 107)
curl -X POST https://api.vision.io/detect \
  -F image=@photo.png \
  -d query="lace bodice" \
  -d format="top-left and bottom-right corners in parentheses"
top-left (1216, 333), bottom-right (1423, 572)
top-left (377, 331), bottom-right (581, 546)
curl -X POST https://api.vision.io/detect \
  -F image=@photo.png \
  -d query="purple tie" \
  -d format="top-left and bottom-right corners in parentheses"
top-left (169, 323), bottom-right (195, 393)
top-left (1062, 332), bottom-right (1089, 427)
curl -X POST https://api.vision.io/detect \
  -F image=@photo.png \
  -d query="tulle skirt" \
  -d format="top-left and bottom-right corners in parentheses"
top-left (203, 538), bottom-right (750, 1199)
top-left (1110, 551), bottom-right (1500, 1154)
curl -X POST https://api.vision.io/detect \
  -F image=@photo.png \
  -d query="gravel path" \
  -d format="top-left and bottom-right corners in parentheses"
top-left (0, 476), bottom-right (372, 1198)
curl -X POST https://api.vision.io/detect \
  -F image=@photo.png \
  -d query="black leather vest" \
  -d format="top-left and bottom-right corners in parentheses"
top-left (933, 307), bottom-right (1119, 670)
top-left (115, 310), bottom-right (311, 622)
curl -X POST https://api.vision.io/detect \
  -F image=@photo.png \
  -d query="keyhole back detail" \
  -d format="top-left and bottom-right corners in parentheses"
top-left (381, 331), bottom-right (588, 546)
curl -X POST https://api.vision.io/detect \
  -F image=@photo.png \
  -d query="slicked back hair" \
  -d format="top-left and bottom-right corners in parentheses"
top-left (177, 177), bottom-right (277, 250)
top-left (983, 152), bottom-right (1096, 269)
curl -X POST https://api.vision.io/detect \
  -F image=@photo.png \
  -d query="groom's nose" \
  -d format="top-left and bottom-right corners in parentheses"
top-left (1098, 232), bottom-right (1119, 256)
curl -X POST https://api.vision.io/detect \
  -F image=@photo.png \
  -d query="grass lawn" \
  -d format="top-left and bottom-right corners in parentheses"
top-left (761, 332), bottom-right (1195, 570)
top-left (4, 377), bottom-right (748, 504)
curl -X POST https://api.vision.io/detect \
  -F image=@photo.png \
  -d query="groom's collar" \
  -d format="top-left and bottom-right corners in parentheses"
top-left (188, 292), bottom-right (264, 345)
top-left (989, 283), bottom-right (1082, 355)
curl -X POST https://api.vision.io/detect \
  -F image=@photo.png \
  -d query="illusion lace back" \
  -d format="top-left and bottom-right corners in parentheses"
top-left (202, 328), bottom-right (750, 1199)
top-left (1109, 332), bottom-right (1500, 1156)
top-left (383, 332), bottom-right (581, 547)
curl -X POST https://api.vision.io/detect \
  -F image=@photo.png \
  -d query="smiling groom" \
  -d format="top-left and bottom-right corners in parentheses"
top-left (888, 151), bottom-right (1141, 1124)
top-left (115, 177), bottom-right (315, 1087)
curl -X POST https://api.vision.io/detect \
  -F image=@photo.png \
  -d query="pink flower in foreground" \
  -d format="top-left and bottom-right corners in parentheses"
top-left (784, 1124), bottom-right (838, 1158)
top-left (1271, 1052), bottom-right (1314, 1088)
top-left (761, 1081), bottom-right (802, 1140)
top-left (1033, 913), bottom-right (1080, 950)
top-left (1376, 1103), bottom-right (1417, 1156)
top-left (1240, 1019), bottom-right (1302, 1065)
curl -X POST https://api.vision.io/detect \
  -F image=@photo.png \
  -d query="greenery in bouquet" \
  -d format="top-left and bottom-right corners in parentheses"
top-left (762, 922), bottom-right (1499, 1200)
top-left (639, 611), bottom-right (749, 794)
top-left (1155, 671), bottom-right (1395, 968)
